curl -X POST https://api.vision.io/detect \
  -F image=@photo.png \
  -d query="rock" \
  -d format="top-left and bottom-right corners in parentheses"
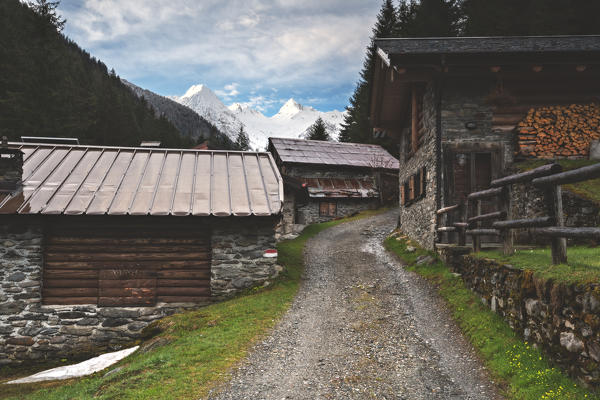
top-left (232, 277), bottom-right (254, 289)
top-left (102, 318), bottom-right (130, 328)
top-left (98, 308), bottom-right (140, 319)
top-left (525, 298), bottom-right (542, 317)
top-left (17, 326), bottom-right (43, 337)
top-left (139, 337), bottom-right (171, 353)
top-left (406, 246), bottom-right (416, 253)
top-left (0, 301), bottom-right (26, 315)
top-left (7, 337), bottom-right (34, 346)
top-left (76, 318), bottom-right (99, 326)
top-left (0, 325), bottom-right (14, 334)
top-left (560, 331), bottom-right (584, 353)
top-left (588, 341), bottom-right (600, 362)
top-left (57, 311), bottom-right (86, 320)
top-left (127, 322), bottom-right (147, 332)
top-left (7, 272), bottom-right (26, 282)
top-left (103, 366), bottom-right (124, 378)
top-left (60, 326), bottom-right (93, 336)
top-left (415, 255), bottom-right (435, 265)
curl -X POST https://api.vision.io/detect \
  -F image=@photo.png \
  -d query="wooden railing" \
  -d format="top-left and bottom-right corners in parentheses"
top-left (435, 162), bottom-right (600, 264)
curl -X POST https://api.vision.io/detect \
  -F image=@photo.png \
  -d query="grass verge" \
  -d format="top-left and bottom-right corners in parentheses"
top-left (384, 233), bottom-right (599, 400)
top-left (0, 208), bottom-right (386, 400)
top-left (516, 159), bottom-right (600, 205)
top-left (475, 246), bottom-right (600, 285)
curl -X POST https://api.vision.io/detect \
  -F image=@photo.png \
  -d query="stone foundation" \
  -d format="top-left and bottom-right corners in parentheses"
top-left (442, 249), bottom-right (600, 387)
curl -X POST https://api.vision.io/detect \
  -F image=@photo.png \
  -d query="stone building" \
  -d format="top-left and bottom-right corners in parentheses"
top-left (0, 140), bottom-right (283, 365)
top-left (268, 138), bottom-right (398, 230)
top-left (370, 35), bottom-right (600, 249)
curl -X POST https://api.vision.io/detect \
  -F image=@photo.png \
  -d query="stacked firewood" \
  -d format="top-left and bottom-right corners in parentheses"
top-left (517, 103), bottom-right (600, 158)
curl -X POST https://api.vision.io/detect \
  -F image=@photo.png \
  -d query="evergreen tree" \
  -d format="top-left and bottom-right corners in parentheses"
top-left (407, 0), bottom-right (461, 37)
top-left (235, 125), bottom-right (250, 150)
top-left (339, 0), bottom-right (398, 146)
top-left (306, 117), bottom-right (330, 141)
top-left (27, 0), bottom-right (65, 32)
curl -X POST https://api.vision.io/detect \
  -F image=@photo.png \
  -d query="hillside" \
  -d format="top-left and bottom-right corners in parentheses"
top-left (172, 85), bottom-right (345, 150)
top-left (122, 80), bottom-right (235, 149)
top-left (0, 0), bottom-right (191, 148)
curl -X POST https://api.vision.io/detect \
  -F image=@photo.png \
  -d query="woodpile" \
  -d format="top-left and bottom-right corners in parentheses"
top-left (517, 103), bottom-right (600, 158)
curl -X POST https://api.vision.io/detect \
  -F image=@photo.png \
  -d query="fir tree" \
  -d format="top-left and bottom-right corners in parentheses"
top-left (306, 117), bottom-right (330, 141)
top-left (339, 0), bottom-right (398, 146)
top-left (235, 125), bottom-right (250, 150)
top-left (27, 0), bottom-right (65, 32)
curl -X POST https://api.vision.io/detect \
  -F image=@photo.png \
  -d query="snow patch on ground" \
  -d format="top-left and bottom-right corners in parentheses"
top-left (6, 346), bottom-right (139, 384)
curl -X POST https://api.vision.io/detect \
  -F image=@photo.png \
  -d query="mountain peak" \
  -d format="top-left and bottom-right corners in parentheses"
top-left (181, 84), bottom-right (213, 99)
top-left (279, 98), bottom-right (303, 114)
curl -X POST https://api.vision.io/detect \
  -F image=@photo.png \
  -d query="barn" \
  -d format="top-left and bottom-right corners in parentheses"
top-left (369, 35), bottom-right (600, 249)
top-left (268, 137), bottom-right (398, 232)
top-left (0, 140), bottom-right (283, 364)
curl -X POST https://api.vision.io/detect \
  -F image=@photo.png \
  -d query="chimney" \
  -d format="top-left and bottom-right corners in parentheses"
top-left (0, 136), bottom-right (24, 192)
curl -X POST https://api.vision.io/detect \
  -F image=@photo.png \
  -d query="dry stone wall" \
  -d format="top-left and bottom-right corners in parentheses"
top-left (443, 251), bottom-right (600, 387)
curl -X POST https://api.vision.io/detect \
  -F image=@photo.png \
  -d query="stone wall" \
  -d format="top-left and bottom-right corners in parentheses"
top-left (511, 182), bottom-right (600, 245)
top-left (0, 217), bottom-right (280, 366)
top-left (210, 217), bottom-right (280, 299)
top-left (295, 198), bottom-right (379, 225)
top-left (445, 252), bottom-right (600, 387)
top-left (398, 82), bottom-right (438, 249)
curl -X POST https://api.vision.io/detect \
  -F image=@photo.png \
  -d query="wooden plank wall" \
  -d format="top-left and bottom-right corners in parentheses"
top-left (43, 223), bottom-right (211, 306)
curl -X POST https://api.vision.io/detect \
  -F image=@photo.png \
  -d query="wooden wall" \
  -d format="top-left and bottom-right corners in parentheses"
top-left (43, 221), bottom-right (211, 306)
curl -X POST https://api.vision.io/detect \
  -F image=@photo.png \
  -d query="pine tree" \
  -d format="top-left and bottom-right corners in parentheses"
top-left (339, 0), bottom-right (398, 145)
top-left (235, 125), bottom-right (250, 150)
top-left (27, 0), bottom-right (65, 32)
top-left (306, 117), bottom-right (330, 141)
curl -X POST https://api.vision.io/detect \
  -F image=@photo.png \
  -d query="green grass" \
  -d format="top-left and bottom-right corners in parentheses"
top-left (476, 246), bottom-right (600, 285)
top-left (516, 159), bottom-right (600, 204)
top-left (0, 208), bottom-right (386, 400)
top-left (384, 233), bottom-right (599, 400)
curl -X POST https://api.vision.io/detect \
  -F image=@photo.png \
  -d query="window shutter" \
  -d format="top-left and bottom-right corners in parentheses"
top-left (409, 177), bottom-right (415, 200)
top-left (320, 202), bottom-right (328, 216)
top-left (400, 184), bottom-right (405, 205)
top-left (329, 202), bottom-right (337, 216)
top-left (421, 167), bottom-right (427, 196)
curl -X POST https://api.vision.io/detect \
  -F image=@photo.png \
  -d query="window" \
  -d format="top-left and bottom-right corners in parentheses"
top-left (319, 201), bottom-right (337, 217)
top-left (400, 166), bottom-right (427, 207)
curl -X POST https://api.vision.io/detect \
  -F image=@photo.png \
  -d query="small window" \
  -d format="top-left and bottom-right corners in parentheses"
top-left (319, 201), bottom-right (337, 217)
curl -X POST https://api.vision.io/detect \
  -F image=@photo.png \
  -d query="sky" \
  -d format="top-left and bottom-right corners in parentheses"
top-left (57, 0), bottom-right (383, 116)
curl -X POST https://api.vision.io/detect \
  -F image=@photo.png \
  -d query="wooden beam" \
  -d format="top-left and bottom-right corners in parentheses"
top-left (436, 204), bottom-right (459, 215)
top-left (532, 163), bottom-right (600, 187)
top-left (468, 187), bottom-right (505, 201)
top-left (535, 227), bottom-right (600, 239)
top-left (468, 210), bottom-right (506, 223)
top-left (491, 163), bottom-right (562, 187)
top-left (493, 216), bottom-right (555, 230)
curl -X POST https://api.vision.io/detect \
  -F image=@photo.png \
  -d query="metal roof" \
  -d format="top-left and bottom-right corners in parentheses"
top-left (300, 177), bottom-right (378, 199)
top-left (0, 143), bottom-right (283, 217)
top-left (375, 35), bottom-right (600, 56)
top-left (269, 138), bottom-right (399, 170)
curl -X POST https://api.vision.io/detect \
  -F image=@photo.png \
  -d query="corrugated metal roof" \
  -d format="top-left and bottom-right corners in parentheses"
top-left (269, 138), bottom-right (399, 170)
top-left (0, 143), bottom-right (283, 217)
top-left (300, 177), bottom-right (378, 199)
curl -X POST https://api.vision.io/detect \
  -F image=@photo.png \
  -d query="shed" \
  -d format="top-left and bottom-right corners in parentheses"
top-left (370, 35), bottom-right (600, 249)
top-left (0, 141), bottom-right (283, 364)
top-left (268, 138), bottom-right (398, 230)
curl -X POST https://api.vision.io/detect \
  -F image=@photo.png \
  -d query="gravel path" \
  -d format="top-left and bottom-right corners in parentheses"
top-left (208, 209), bottom-right (503, 399)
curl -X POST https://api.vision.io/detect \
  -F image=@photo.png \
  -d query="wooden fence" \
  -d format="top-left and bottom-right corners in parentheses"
top-left (435, 162), bottom-right (600, 264)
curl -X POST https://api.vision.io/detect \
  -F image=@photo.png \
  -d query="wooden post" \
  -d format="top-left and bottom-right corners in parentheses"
top-left (544, 185), bottom-right (567, 264)
top-left (499, 186), bottom-right (514, 256)
top-left (473, 199), bottom-right (481, 252)
top-left (458, 199), bottom-right (467, 246)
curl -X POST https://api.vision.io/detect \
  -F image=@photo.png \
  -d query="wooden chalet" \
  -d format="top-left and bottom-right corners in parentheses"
top-left (268, 137), bottom-right (398, 230)
top-left (370, 35), bottom-right (600, 249)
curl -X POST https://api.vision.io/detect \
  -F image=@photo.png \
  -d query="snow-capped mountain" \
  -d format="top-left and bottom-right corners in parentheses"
top-left (172, 85), bottom-right (345, 150)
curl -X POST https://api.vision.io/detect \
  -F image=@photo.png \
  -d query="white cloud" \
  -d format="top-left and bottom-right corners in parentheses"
top-left (58, 0), bottom-right (381, 112)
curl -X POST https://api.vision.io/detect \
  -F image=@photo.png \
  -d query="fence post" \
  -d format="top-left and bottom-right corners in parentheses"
top-left (458, 199), bottom-right (467, 246)
top-left (473, 199), bottom-right (481, 252)
top-left (499, 186), bottom-right (514, 256)
top-left (544, 185), bottom-right (567, 264)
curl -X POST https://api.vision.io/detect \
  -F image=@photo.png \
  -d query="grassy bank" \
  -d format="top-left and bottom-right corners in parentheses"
top-left (516, 159), bottom-right (600, 204)
top-left (476, 246), bottom-right (600, 285)
top-left (384, 233), bottom-right (598, 400)
top-left (1, 209), bottom-right (386, 400)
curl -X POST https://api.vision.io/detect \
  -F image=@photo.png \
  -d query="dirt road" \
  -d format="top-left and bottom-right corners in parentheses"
top-left (209, 209), bottom-right (502, 399)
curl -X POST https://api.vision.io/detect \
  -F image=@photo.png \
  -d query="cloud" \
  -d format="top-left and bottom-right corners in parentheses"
top-left (58, 0), bottom-right (381, 113)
